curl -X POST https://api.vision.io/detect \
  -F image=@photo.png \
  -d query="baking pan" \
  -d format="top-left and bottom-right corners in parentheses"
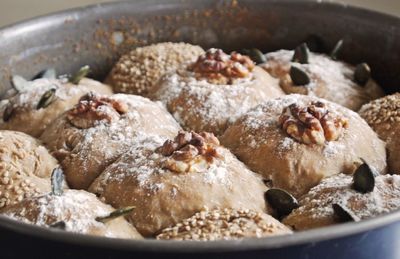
top-left (0, 0), bottom-right (400, 258)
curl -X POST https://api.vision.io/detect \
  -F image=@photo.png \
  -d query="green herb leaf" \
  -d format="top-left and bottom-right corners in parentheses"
top-left (95, 206), bottom-right (135, 224)
top-left (51, 167), bottom-right (64, 196)
top-left (69, 65), bottom-right (90, 85)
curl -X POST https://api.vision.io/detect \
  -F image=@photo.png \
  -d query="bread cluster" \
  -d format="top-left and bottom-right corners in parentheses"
top-left (0, 42), bottom-right (399, 241)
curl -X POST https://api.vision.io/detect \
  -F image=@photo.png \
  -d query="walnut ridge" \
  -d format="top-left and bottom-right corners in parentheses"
top-left (279, 101), bottom-right (349, 145)
top-left (67, 93), bottom-right (128, 129)
top-left (189, 48), bottom-right (255, 84)
top-left (158, 131), bottom-right (221, 173)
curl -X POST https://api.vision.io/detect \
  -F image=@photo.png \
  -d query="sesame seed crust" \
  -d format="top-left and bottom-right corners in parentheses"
top-left (359, 93), bottom-right (400, 138)
top-left (106, 42), bottom-right (205, 97)
top-left (0, 130), bottom-right (58, 210)
top-left (359, 93), bottom-right (400, 173)
top-left (157, 208), bottom-right (292, 241)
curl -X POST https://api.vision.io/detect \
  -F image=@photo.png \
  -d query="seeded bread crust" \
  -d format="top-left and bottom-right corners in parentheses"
top-left (105, 42), bottom-right (205, 97)
top-left (0, 130), bottom-right (59, 210)
top-left (359, 93), bottom-right (400, 173)
top-left (157, 208), bottom-right (292, 241)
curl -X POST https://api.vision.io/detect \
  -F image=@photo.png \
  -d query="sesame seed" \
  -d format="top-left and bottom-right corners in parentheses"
top-left (157, 208), bottom-right (291, 241)
top-left (107, 42), bottom-right (204, 97)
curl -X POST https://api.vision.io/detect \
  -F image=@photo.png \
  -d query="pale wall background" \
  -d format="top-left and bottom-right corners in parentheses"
top-left (0, 0), bottom-right (400, 27)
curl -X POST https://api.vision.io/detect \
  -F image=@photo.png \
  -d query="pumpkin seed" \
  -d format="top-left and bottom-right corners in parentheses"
top-left (352, 162), bottom-right (378, 193)
top-left (69, 65), bottom-right (90, 85)
top-left (49, 221), bottom-right (66, 230)
top-left (51, 167), bottom-right (64, 196)
top-left (292, 43), bottom-right (310, 64)
top-left (249, 48), bottom-right (266, 64)
top-left (290, 66), bottom-right (310, 85)
top-left (95, 206), bottom-right (135, 224)
top-left (265, 188), bottom-right (298, 217)
top-left (37, 88), bottom-right (57, 110)
top-left (3, 104), bottom-right (14, 122)
top-left (330, 39), bottom-right (343, 60)
top-left (354, 63), bottom-right (371, 86)
top-left (11, 75), bottom-right (30, 93)
top-left (332, 203), bottom-right (359, 222)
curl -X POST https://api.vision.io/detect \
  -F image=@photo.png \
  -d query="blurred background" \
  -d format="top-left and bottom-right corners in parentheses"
top-left (0, 0), bottom-right (400, 27)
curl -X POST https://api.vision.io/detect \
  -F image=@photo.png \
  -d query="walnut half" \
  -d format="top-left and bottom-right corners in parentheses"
top-left (158, 131), bottom-right (221, 173)
top-left (188, 48), bottom-right (255, 85)
top-left (67, 93), bottom-right (128, 129)
top-left (279, 101), bottom-right (348, 145)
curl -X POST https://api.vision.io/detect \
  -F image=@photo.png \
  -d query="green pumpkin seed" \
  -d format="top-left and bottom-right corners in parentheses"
top-left (49, 221), bottom-right (66, 230)
top-left (51, 167), bottom-right (64, 196)
top-left (96, 206), bottom-right (135, 224)
top-left (292, 43), bottom-right (310, 64)
top-left (11, 75), bottom-right (30, 93)
top-left (354, 63), bottom-right (371, 86)
top-left (3, 104), bottom-right (14, 122)
top-left (265, 188), bottom-right (298, 217)
top-left (352, 162), bottom-right (378, 193)
top-left (37, 88), bottom-right (57, 110)
top-left (330, 39), bottom-right (343, 60)
top-left (332, 203), bottom-right (359, 222)
top-left (69, 65), bottom-right (90, 85)
top-left (240, 48), bottom-right (266, 64)
top-left (290, 66), bottom-right (310, 85)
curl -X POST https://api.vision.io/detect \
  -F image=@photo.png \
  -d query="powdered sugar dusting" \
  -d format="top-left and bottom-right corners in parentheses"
top-left (264, 49), bottom-right (382, 110)
top-left (3, 190), bottom-right (119, 237)
top-left (293, 174), bottom-right (400, 221)
top-left (153, 67), bottom-right (279, 134)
